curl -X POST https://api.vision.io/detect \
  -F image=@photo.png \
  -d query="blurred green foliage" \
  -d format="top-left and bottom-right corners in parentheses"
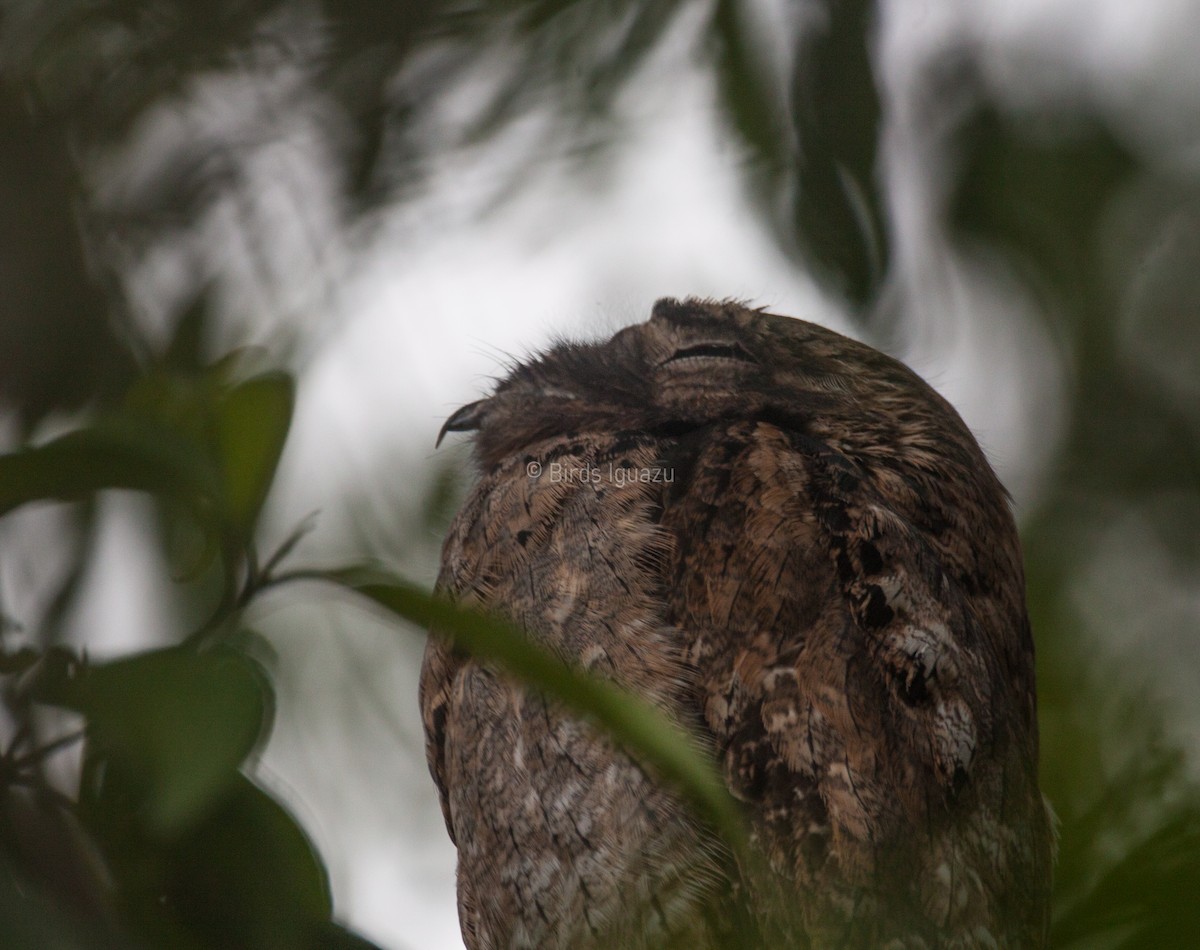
top-left (951, 105), bottom-right (1200, 948)
top-left (0, 350), bottom-right (370, 947)
top-left (2, 0), bottom-right (1199, 947)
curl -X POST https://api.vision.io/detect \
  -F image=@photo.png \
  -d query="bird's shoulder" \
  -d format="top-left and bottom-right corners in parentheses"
top-left (660, 416), bottom-right (1039, 942)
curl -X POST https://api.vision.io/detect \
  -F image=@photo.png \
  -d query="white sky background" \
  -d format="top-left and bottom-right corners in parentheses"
top-left (55, 0), bottom-right (1200, 947)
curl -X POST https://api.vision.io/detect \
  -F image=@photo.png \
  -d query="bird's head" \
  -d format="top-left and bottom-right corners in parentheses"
top-left (440, 297), bottom-right (979, 478)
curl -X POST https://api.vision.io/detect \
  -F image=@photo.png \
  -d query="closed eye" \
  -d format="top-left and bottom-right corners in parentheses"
top-left (660, 342), bottom-right (758, 366)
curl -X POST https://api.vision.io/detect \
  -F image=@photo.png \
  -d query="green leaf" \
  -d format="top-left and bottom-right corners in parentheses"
top-left (162, 284), bottom-right (213, 371)
top-left (329, 568), bottom-right (750, 862)
top-left (1051, 812), bottom-right (1200, 948)
top-left (948, 104), bottom-right (1137, 317)
top-left (312, 924), bottom-right (388, 950)
top-left (41, 646), bottom-right (271, 836)
top-left (713, 0), bottom-right (887, 305)
top-left (77, 768), bottom-right (335, 949)
top-left (788, 0), bottom-right (886, 305)
top-left (214, 372), bottom-right (295, 537)
top-left (159, 775), bottom-right (333, 949)
top-left (0, 415), bottom-right (218, 519)
top-left (0, 850), bottom-right (111, 950)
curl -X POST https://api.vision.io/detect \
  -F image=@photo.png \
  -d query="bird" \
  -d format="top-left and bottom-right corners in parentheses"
top-left (420, 297), bottom-right (1053, 949)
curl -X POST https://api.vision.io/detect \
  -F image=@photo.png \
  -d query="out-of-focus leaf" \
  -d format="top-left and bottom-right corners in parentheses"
top-left (1027, 519), bottom-right (1200, 950)
top-left (0, 851), bottom-right (109, 950)
top-left (214, 372), bottom-right (295, 537)
top-left (950, 104), bottom-right (1200, 950)
top-left (1051, 812), bottom-right (1200, 948)
top-left (948, 105), bottom-right (1137, 325)
top-left (0, 788), bottom-right (118, 946)
top-left (0, 87), bottom-right (135, 429)
top-left (163, 285), bottom-right (215, 371)
top-left (712, 0), bottom-right (788, 172)
top-left (76, 766), bottom-right (335, 949)
top-left (0, 646), bottom-right (41, 675)
top-left (39, 646), bottom-right (271, 836)
top-left (789, 0), bottom-right (886, 305)
top-left (164, 500), bottom-right (223, 583)
top-left (121, 360), bottom-right (295, 537)
top-left (122, 372), bottom-right (214, 445)
top-left (0, 415), bottom-right (219, 519)
top-left (326, 567), bottom-right (750, 861)
top-left (158, 774), bottom-right (333, 949)
top-left (711, 0), bottom-right (886, 305)
top-left (319, 0), bottom-right (447, 206)
top-left (260, 513), bottom-right (319, 578)
top-left (313, 923), bottom-right (388, 950)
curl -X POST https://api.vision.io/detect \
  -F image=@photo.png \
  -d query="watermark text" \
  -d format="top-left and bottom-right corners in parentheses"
top-left (526, 460), bottom-right (675, 486)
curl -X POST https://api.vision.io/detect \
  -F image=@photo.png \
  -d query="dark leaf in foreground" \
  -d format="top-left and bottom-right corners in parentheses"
top-left (0, 416), bottom-right (219, 519)
top-left (38, 645), bottom-right (271, 836)
top-left (328, 567), bottom-right (751, 862)
top-left (214, 372), bottom-right (296, 538)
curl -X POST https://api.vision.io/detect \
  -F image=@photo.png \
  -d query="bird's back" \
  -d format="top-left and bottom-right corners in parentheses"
top-left (421, 298), bottom-right (1053, 948)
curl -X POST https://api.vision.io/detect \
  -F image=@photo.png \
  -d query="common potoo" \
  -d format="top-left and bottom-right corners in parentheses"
top-left (421, 297), bottom-right (1053, 948)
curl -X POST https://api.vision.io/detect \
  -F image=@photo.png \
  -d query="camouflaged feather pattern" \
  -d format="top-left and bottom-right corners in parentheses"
top-left (420, 297), bottom-right (1053, 948)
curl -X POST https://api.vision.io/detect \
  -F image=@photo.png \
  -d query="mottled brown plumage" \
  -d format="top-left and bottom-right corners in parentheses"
top-left (421, 297), bottom-right (1053, 948)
